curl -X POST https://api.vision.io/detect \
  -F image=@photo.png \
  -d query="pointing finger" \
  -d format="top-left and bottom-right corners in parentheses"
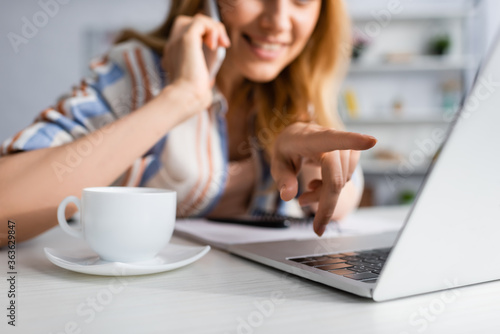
top-left (303, 129), bottom-right (377, 154)
top-left (314, 151), bottom-right (343, 236)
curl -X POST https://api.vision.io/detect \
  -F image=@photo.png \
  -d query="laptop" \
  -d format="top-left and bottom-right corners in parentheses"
top-left (223, 33), bottom-right (500, 301)
top-left (174, 33), bottom-right (500, 301)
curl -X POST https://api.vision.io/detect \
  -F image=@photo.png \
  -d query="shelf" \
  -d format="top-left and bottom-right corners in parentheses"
top-left (343, 116), bottom-right (452, 126)
top-left (350, 10), bottom-right (471, 22)
top-left (360, 159), bottom-right (431, 176)
top-left (349, 57), bottom-right (472, 74)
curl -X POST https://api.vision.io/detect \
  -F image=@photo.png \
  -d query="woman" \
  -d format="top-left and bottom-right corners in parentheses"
top-left (0, 0), bottom-right (376, 246)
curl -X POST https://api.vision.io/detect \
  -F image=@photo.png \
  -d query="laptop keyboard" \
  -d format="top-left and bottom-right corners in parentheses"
top-left (289, 248), bottom-right (392, 283)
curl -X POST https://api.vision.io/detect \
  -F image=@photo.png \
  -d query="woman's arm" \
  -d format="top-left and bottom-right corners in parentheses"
top-left (0, 85), bottom-right (199, 246)
top-left (0, 14), bottom-right (230, 247)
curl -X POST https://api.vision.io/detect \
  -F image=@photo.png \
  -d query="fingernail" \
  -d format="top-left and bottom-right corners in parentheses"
top-left (316, 225), bottom-right (326, 237)
top-left (280, 185), bottom-right (286, 199)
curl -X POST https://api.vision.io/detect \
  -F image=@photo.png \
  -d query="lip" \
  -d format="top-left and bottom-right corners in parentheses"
top-left (242, 33), bottom-right (289, 61)
top-left (247, 34), bottom-right (291, 45)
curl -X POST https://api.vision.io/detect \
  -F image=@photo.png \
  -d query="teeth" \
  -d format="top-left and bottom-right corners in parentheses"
top-left (251, 40), bottom-right (282, 51)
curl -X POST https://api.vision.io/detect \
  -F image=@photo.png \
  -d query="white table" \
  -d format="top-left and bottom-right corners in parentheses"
top-left (2, 207), bottom-right (500, 333)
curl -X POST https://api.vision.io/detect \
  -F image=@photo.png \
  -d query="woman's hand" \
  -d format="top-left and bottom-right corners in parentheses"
top-left (271, 123), bottom-right (377, 236)
top-left (162, 14), bottom-right (230, 116)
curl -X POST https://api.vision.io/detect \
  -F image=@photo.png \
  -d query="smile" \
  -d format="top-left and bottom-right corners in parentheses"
top-left (242, 34), bottom-right (288, 60)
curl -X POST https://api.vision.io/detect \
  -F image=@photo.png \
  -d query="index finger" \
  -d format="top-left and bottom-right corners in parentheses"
top-left (313, 151), bottom-right (343, 236)
top-left (187, 14), bottom-right (229, 46)
top-left (310, 129), bottom-right (377, 153)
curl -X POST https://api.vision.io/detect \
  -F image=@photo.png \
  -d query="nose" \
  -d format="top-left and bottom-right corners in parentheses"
top-left (259, 0), bottom-right (292, 33)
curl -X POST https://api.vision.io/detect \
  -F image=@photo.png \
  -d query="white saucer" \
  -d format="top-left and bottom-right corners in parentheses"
top-left (44, 244), bottom-right (210, 276)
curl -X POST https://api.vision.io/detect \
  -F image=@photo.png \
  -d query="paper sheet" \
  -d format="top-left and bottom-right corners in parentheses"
top-left (174, 206), bottom-right (410, 249)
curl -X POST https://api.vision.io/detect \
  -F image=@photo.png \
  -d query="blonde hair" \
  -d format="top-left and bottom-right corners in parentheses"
top-left (116, 0), bottom-right (352, 153)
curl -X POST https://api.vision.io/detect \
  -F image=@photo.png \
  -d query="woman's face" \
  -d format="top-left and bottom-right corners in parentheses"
top-left (219, 0), bottom-right (322, 83)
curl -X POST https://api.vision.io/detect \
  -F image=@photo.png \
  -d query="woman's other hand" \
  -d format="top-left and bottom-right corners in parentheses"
top-left (271, 123), bottom-right (377, 236)
top-left (162, 14), bottom-right (230, 117)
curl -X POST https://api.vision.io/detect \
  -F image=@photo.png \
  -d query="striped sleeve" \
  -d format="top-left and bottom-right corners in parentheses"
top-left (0, 61), bottom-right (123, 157)
top-left (0, 78), bottom-right (115, 156)
top-left (0, 40), bottom-right (164, 159)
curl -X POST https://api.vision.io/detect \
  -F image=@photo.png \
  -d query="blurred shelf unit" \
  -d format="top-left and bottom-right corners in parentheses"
top-left (342, 0), bottom-right (485, 206)
top-left (341, 0), bottom-right (483, 130)
top-left (342, 1), bottom-right (482, 125)
top-left (349, 55), bottom-right (475, 74)
top-left (343, 114), bottom-right (452, 126)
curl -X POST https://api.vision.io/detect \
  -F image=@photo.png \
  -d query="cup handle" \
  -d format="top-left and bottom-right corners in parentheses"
top-left (57, 196), bottom-right (83, 239)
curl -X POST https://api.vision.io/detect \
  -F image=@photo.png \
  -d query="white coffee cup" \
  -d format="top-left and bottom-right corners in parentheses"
top-left (57, 187), bottom-right (176, 262)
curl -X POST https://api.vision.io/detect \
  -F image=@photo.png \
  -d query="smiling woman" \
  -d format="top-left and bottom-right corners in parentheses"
top-left (0, 0), bottom-right (376, 246)
top-left (117, 0), bottom-right (352, 149)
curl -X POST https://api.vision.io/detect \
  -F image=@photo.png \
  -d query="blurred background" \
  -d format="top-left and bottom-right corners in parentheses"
top-left (1, 0), bottom-right (499, 207)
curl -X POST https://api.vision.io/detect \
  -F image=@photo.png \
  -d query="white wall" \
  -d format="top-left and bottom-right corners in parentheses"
top-left (0, 0), bottom-right (169, 140)
top-left (485, 0), bottom-right (500, 47)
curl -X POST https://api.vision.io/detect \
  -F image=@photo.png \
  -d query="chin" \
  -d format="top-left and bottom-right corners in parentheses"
top-left (241, 65), bottom-right (283, 83)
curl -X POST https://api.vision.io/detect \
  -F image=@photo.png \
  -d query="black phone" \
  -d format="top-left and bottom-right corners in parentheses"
top-left (207, 211), bottom-right (314, 229)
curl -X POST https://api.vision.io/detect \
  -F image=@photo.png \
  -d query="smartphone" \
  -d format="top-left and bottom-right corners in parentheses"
top-left (203, 0), bottom-right (226, 80)
top-left (207, 215), bottom-right (292, 229)
top-left (206, 211), bottom-right (315, 229)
